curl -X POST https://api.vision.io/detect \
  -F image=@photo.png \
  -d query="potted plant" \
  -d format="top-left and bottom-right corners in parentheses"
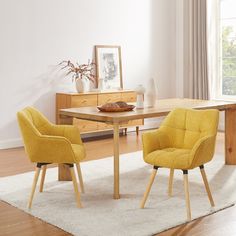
top-left (59, 60), bottom-right (96, 93)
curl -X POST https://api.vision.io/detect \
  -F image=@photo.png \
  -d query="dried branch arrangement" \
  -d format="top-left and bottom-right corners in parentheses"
top-left (59, 60), bottom-right (96, 83)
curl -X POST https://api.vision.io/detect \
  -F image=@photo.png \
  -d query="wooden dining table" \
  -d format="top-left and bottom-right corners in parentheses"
top-left (58, 98), bottom-right (236, 199)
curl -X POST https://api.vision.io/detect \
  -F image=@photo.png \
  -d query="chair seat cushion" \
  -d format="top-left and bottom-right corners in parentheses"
top-left (71, 144), bottom-right (86, 162)
top-left (144, 148), bottom-right (192, 169)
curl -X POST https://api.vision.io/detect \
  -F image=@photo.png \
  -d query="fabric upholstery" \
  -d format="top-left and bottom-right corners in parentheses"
top-left (17, 107), bottom-right (86, 164)
top-left (142, 108), bottom-right (219, 169)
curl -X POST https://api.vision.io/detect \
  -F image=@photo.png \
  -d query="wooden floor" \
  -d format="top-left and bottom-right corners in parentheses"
top-left (1, 131), bottom-right (236, 236)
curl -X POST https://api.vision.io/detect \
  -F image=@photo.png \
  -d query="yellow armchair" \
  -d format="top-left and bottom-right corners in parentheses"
top-left (140, 108), bottom-right (219, 220)
top-left (17, 107), bottom-right (86, 209)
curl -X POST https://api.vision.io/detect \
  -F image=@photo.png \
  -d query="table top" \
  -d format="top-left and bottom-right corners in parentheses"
top-left (59, 98), bottom-right (236, 124)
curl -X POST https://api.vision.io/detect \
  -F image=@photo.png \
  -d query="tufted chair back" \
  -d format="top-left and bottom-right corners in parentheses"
top-left (159, 108), bottom-right (219, 149)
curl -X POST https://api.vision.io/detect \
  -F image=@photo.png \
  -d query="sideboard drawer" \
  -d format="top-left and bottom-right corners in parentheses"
top-left (97, 122), bottom-right (113, 130)
top-left (98, 93), bottom-right (121, 105)
top-left (121, 92), bottom-right (136, 102)
top-left (120, 119), bottom-right (143, 127)
top-left (73, 118), bottom-right (98, 132)
top-left (71, 95), bottom-right (97, 107)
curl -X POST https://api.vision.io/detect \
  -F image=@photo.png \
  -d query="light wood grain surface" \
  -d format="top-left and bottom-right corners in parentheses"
top-left (58, 98), bottom-right (236, 196)
top-left (59, 98), bottom-right (236, 124)
top-left (56, 90), bottom-right (143, 132)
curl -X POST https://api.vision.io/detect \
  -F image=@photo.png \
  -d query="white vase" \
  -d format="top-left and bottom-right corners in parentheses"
top-left (146, 78), bottom-right (157, 107)
top-left (98, 78), bottom-right (104, 91)
top-left (135, 84), bottom-right (146, 109)
top-left (75, 76), bottom-right (90, 93)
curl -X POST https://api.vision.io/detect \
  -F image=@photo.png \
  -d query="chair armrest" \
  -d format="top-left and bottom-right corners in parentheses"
top-left (49, 124), bottom-right (83, 145)
top-left (30, 134), bottom-right (76, 164)
top-left (190, 135), bottom-right (216, 168)
top-left (142, 129), bottom-right (170, 157)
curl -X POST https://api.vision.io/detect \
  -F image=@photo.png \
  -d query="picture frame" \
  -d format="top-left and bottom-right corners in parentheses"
top-left (95, 45), bottom-right (123, 90)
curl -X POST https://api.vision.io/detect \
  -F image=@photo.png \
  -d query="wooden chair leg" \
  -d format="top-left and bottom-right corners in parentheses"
top-left (76, 163), bottom-right (85, 193)
top-left (28, 167), bottom-right (41, 209)
top-left (140, 166), bottom-right (158, 208)
top-left (70, 166), bottom-right (82, 208)
top-left (183, 170), bottom-right (191, 221)
top-left (168, 169), bottom-right (174, 197)
top-left (200, 165), bottom-right (215, 207)
top-left (39, 165), bottom-right (47, 192)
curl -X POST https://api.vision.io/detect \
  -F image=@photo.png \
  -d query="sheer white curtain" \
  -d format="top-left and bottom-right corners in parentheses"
top-left (207, 0), bottom-right (220, 99)
top-left (207, 0), bottom-right (224, 131)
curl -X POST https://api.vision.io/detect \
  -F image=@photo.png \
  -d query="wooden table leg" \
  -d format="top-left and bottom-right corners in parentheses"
top-left (225, 109), bottom-right (236, 165)
top-left (113, 123), bottom-right (120, 199)
top-left (58, 115), bottom-right (73, 181)
top-left (58, 164), bottom-right (72, 181)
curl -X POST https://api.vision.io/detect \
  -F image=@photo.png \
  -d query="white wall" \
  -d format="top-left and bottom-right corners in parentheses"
top-left (0, 0), bottom-right (176, 148)
top-left (151, 0), bottom-right (176, 98)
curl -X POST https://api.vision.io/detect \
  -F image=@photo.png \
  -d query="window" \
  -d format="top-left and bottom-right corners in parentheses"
top-left (219, 0), bottom-right (236, 97)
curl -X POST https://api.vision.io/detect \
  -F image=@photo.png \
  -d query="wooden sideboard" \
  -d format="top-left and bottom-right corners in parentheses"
top-left (56, 90), bottom-right (143, 134)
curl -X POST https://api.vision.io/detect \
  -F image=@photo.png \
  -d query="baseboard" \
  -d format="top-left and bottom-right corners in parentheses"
top-left (0, 138), bottom-right (23, 150)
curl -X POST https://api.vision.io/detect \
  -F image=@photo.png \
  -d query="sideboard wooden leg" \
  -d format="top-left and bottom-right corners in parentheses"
top-left (124, 128), bottom-right (127, 135)
top-left (136, 126), bottom-right (139, 136)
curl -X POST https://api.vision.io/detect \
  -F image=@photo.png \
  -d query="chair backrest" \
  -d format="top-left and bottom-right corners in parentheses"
top-left (17, 107), bottom-right (52, 160)
top-left (159, 108), bottom-right (219, 149)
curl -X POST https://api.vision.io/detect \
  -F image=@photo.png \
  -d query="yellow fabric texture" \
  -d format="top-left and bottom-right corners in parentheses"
top-left (142, 108), bottom-right (219, 169)
top-left (17, 107), bottom-right (86, 164)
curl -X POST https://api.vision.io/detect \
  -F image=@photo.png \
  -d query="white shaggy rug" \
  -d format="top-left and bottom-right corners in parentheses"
top-left (1, 151), bottom-right (236, 236)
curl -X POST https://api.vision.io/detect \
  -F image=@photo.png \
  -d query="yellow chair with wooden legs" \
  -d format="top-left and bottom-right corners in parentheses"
top-left (17, 107), bottom-right (86, 209)
top-left (140, 108), bottom-right (219, 221)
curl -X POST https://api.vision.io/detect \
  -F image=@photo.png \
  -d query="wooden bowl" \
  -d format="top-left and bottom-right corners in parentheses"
top-left (97, 105), bottom-right (135, 112)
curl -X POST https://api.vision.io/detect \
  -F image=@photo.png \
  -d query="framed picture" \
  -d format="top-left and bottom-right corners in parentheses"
top-left (95, 45), bottom-right (123, 90)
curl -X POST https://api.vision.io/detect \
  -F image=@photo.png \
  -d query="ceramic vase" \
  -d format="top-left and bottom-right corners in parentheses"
top-left (135, 84), bottom-right (145, 109)
top-left (146, 78), bottom-right (157, 107)
top-left (98, 78), bottom-right (104, 91)
top-left (75, 76), bottom-right (90, 93)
